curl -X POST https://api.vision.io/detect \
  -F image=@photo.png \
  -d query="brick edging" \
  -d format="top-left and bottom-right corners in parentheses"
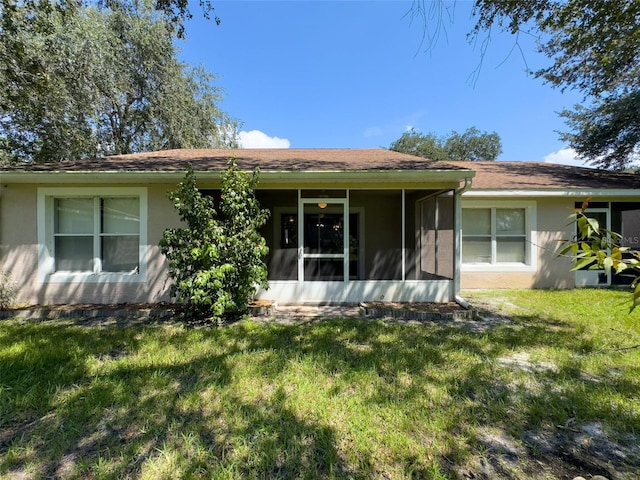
top-left (359, 304), bottom-right (477, 321)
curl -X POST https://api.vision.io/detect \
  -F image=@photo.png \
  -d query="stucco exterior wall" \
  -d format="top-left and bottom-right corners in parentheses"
top-left (0, 184), bottom-right (39, 304)
top-left (3, 181), bottom-right (636, 304)
top-left (0, 183), bottom-right (180, 305)
top-left (461, 197), bottom-right (575, 289)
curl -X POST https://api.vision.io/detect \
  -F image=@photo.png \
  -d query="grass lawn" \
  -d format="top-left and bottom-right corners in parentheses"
top-left (1, 289), bottom-right (639, 479)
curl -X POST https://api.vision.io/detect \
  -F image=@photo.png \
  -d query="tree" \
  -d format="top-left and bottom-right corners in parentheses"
top-left (389, 126), bottom-right (502, 161)
top-left (411, 0), bottom-right (640, 170)
top-left (560, 93), bottom-right (640, 171)
top-left (389, 129), bottom-right (446, 160)
top-left (559, 200), bottom-right (640, 313)
top-left (444, 126), bottom-right (502, 161)
top-left (159, 161), bottom-right (270, 322)
top-left (0, 1), bottom-right (237, 164)
top-left (108, 0), bottom-right (219, 38)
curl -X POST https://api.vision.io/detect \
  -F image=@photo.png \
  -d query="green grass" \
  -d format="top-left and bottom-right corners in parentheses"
top-left (1, 289), bottom-right (639, 479)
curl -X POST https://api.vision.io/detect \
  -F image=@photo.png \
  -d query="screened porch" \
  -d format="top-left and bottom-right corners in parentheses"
top-left (254, 188), bottom-right (458, 304)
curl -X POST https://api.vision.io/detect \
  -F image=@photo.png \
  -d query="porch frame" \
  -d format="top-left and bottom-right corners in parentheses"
top-left (255, 187), bottom-right (462, 304)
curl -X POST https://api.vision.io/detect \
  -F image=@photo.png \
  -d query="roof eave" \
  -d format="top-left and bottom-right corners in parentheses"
top-left (463, 188), bottom-right (640, 197)
top-left (0, 169), bottom-right (475, 188)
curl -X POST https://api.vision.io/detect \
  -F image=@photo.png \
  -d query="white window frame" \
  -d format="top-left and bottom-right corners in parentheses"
top-left (461, 200), bottom-right (537, 272)
top-left (37, 187), bottom-right (148, 283)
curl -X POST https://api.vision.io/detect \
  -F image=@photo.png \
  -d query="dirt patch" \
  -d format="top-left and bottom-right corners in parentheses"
top-left (497, 351), bottom-right (559, 374)
top-left (461, 423), bottom-right (640, 480)
top-left (2, 301), bottom-right (481, 327)
top-left (0, 300), bottom-right (276, 325)
top-left (0, 302), bottom-right (178, 320)
top-left (523, 422), bottom-right (639, 480)
top-left (3, 302), bottom-right (174, 312)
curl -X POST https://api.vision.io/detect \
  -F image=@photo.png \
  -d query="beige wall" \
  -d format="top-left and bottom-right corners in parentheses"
top-left (2, 182), bottom-right (633, 304)
top-left (0, 184), bottom-right (39, 304)
top-left (461, 197), bottom-right (575, 289)
top-left (0, 183), bottom-right (181, 305)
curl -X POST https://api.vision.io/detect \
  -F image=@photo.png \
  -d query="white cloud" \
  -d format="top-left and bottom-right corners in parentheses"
top-left (363, 126), bottom-right (383, 138)
top-left (543, 148), bottom-right (592, 168)
top-left (238, 130), bottom-right (290, 148)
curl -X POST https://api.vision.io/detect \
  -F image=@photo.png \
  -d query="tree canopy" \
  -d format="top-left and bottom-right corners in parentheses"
top-left (389, 127), bottom-right (502, 161)
top-left (108, 0), bottom-right (219, 38)
top-left (0, 0), bottom-right (236, 164)
top-left (412, 0), bottom-right (640, 170)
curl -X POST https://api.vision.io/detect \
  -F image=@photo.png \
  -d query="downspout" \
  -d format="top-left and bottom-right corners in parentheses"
top-left (453, 176), bottom-right (473, 309)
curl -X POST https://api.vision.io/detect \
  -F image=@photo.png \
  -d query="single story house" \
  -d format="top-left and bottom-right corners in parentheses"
top-left (0, 149), bottom-right (638, 306)
top-left (452, 161), bottom-right (640, 290)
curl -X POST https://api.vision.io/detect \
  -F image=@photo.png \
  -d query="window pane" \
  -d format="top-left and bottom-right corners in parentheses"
top-left (55, 198), bottom-right (93, 234)
top-left (497, 238), bottom-right (526, 263)
top-left (304, 258), bottom-right (344, 281)
top-left (280, 213), bottom-right (297, 248)
top-left (462, 238), bottom-right (491, 263)
top-left (497, 208), bottom-right (525, 235)
top-left (55, 236), bottom-right (93, 271)
top-left (621, 208), bottom-right (640, 248)
top-left (304, 210), bottom-right (344, 254)
top-left (462, 209), bottom-right (491, 235)
top-left (102, 236), bottom-right (139, 272)
top-left (102, 197), bottom-right (139, 234)
top-left (348, 213), bottom-right (361, 279)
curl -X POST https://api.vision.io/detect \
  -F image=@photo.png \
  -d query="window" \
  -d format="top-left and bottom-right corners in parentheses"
top-left (462, 203), bottom-right (535, 270)
top-left (38, 188), bottom-right (147, 283)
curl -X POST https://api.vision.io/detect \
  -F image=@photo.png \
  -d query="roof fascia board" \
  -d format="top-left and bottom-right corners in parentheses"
top-left (0, 169), bottom-right (475, 186)
top-left (463, 189), bottom-right (640, 197)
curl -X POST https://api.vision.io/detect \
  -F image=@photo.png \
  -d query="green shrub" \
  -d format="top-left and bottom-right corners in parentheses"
top-left (160, 160), bottom-right (270, 322)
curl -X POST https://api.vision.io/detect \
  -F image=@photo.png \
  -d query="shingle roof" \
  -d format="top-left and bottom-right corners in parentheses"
top-left (7, 148), bottom-right (467, 172)
top-left (5, 151), bottom-right (637, 191)
top-left (447, 161), bottom-right (639, 190)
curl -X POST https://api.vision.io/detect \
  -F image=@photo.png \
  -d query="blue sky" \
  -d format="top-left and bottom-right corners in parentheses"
top-left (178, 0), bottom-right (586, 165)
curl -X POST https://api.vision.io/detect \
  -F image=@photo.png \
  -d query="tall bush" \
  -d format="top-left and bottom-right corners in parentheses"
top-left (160, 160), bottom-right (270, 321)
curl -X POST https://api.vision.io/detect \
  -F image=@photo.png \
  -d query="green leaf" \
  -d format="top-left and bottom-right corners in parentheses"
top-left (571, 257), bottom-right (597, 271)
